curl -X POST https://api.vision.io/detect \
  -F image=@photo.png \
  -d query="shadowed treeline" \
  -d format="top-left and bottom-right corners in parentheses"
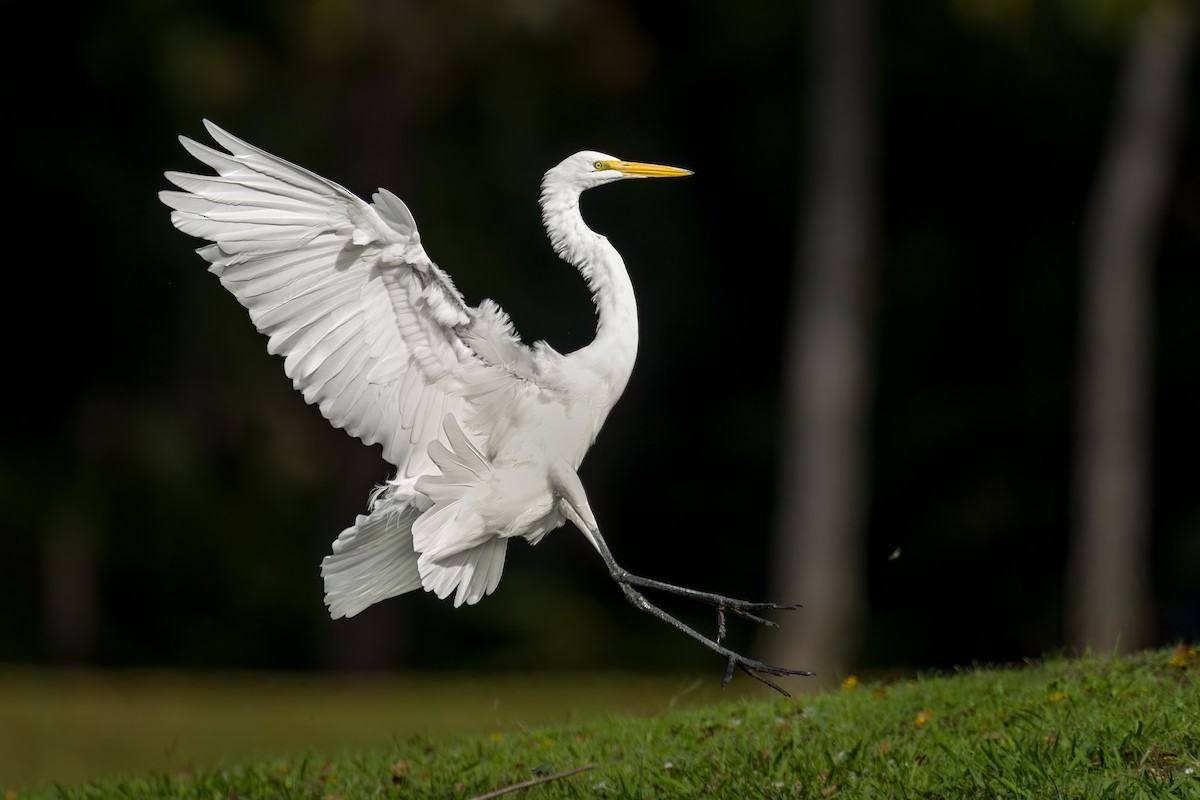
top-left (3, 0), bottom-right (1198, 677)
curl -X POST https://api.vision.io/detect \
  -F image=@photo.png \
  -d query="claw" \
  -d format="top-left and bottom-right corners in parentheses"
top-left (738, 662), bottom-right (791, 696)
top-left (720, 653), bottom-right (813, 696)
top-left (723, 606), bottom-right (778, 628)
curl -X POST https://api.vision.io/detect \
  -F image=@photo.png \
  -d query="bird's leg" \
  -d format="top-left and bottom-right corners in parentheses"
top-left (613, 562), bottom-right (813, 694)
top-left (609, 569), bottom-right (802, 627)
top-left (550, 464), bottom-right (810, 694)
top-left (588, 525), bottom-right (812, 694)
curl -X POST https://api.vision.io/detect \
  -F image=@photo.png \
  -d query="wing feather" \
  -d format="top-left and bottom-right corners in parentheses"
top-left (256, 278), bottom-right (360, 337)
top-left (220, 248), bottom-right (338, 291)
top-left (277, 298), bottom-right (365, 377)
top-left (412, 382), bottom-right (436, 445)
top-left (164, 172), bottom-right (323, 215)
top-left (299, 318), bottom-right (365, 398)
top-left (324, 343), bottom-right (374, 421)
top-left (161, 121), bottom-right (537, 473)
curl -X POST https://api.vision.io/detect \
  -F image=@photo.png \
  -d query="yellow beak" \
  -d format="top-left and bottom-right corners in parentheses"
top-left (608, 160), bottom-right (692, 178)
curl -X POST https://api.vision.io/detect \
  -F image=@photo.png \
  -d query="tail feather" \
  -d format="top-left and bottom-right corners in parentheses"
top-left (412, 413), bottom-right (493, 559)
top-left (321, 503), bottom-right (423, 618)
top-left (411, 495), bottom-right (489, 560)
top-left (411, 413), bottom-right (508, 606)
top-left (419, 537), bottom-right (508, 607)
top-left (325, 413), bottom-right (511, 616)
top-left (419, 414), bottom-right (490, 497)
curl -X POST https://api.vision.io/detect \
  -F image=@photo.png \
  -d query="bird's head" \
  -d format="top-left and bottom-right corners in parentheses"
top-left (544, 150), bottom-right (692, 194)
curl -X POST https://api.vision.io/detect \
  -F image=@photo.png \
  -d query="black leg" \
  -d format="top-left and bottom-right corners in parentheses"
top-left (614, 569), bottom-right (802, 627)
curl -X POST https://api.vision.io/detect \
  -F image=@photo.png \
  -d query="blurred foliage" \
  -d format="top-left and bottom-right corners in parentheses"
top-left (1, 0), bottom-right (1197, 672)
top-left (955, 0), bottom-right (1186, 41)
top-left (0, 669), bottom-right (751, 788)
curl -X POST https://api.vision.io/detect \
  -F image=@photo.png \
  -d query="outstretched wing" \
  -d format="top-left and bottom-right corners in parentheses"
top-left (160, 120), bottom-right (529, 475)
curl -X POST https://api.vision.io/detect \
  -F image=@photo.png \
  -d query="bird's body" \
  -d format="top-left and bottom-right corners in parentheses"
top-left (162, 122), bottom-right (806, 690)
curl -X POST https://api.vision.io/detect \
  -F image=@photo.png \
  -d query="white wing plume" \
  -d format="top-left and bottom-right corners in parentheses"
top-left (161, 120), bottom-right (529, 476)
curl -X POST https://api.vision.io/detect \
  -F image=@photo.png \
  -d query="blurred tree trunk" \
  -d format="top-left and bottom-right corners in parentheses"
top-left (42, 508), bottom-right (98, 663)
top-left (1067, 2), bottom-right (1195, 654)
top-left (766, 0), bottom-right (877, 683)
top-left (319, 0), bottom-right (419, 671)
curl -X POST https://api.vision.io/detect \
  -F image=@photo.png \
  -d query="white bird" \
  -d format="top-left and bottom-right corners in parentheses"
top-left (161, 121), bottom-right (807, 690)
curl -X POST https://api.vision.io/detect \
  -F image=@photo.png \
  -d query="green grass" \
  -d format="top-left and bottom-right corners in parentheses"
top-left (8, 646), bottom-right (1200, 799)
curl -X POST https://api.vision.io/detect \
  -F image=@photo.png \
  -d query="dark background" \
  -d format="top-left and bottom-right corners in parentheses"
top-left (3, 0), bottom-right (1198, 674)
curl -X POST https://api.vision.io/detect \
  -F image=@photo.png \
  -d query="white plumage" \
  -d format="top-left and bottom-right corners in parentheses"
top-left (162, 122), bottom-right (806, 690)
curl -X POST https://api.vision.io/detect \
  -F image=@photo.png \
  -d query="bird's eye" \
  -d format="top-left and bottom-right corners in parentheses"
top-left (593, 160), bottom-right (605, 170)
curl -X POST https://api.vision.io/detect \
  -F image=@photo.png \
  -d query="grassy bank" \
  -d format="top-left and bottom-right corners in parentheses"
top-left (8, 646), bottom-right (1199, 798)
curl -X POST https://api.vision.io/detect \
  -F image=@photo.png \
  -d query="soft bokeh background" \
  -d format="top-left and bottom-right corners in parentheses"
top-left (3, 0), bottom-right (1199, 773)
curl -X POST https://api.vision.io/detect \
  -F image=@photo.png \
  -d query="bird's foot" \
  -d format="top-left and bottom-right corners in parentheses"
top-left (616, 570), bottom-right (801, 633)
top-left (614, 579), bottom-right (810, 696)
top-left (723, 653), bottom-right (814, 695)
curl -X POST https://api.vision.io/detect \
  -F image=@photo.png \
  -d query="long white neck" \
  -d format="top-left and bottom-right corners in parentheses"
top-left (540, 178), bottom-right (639, 396)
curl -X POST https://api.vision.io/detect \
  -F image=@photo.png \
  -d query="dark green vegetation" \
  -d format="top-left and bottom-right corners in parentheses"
top-left (13, 647), bottom-right (1198, 799)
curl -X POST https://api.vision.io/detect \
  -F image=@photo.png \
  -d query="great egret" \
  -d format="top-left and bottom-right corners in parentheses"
top-left (161, 121), bottom-right (808, 691)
